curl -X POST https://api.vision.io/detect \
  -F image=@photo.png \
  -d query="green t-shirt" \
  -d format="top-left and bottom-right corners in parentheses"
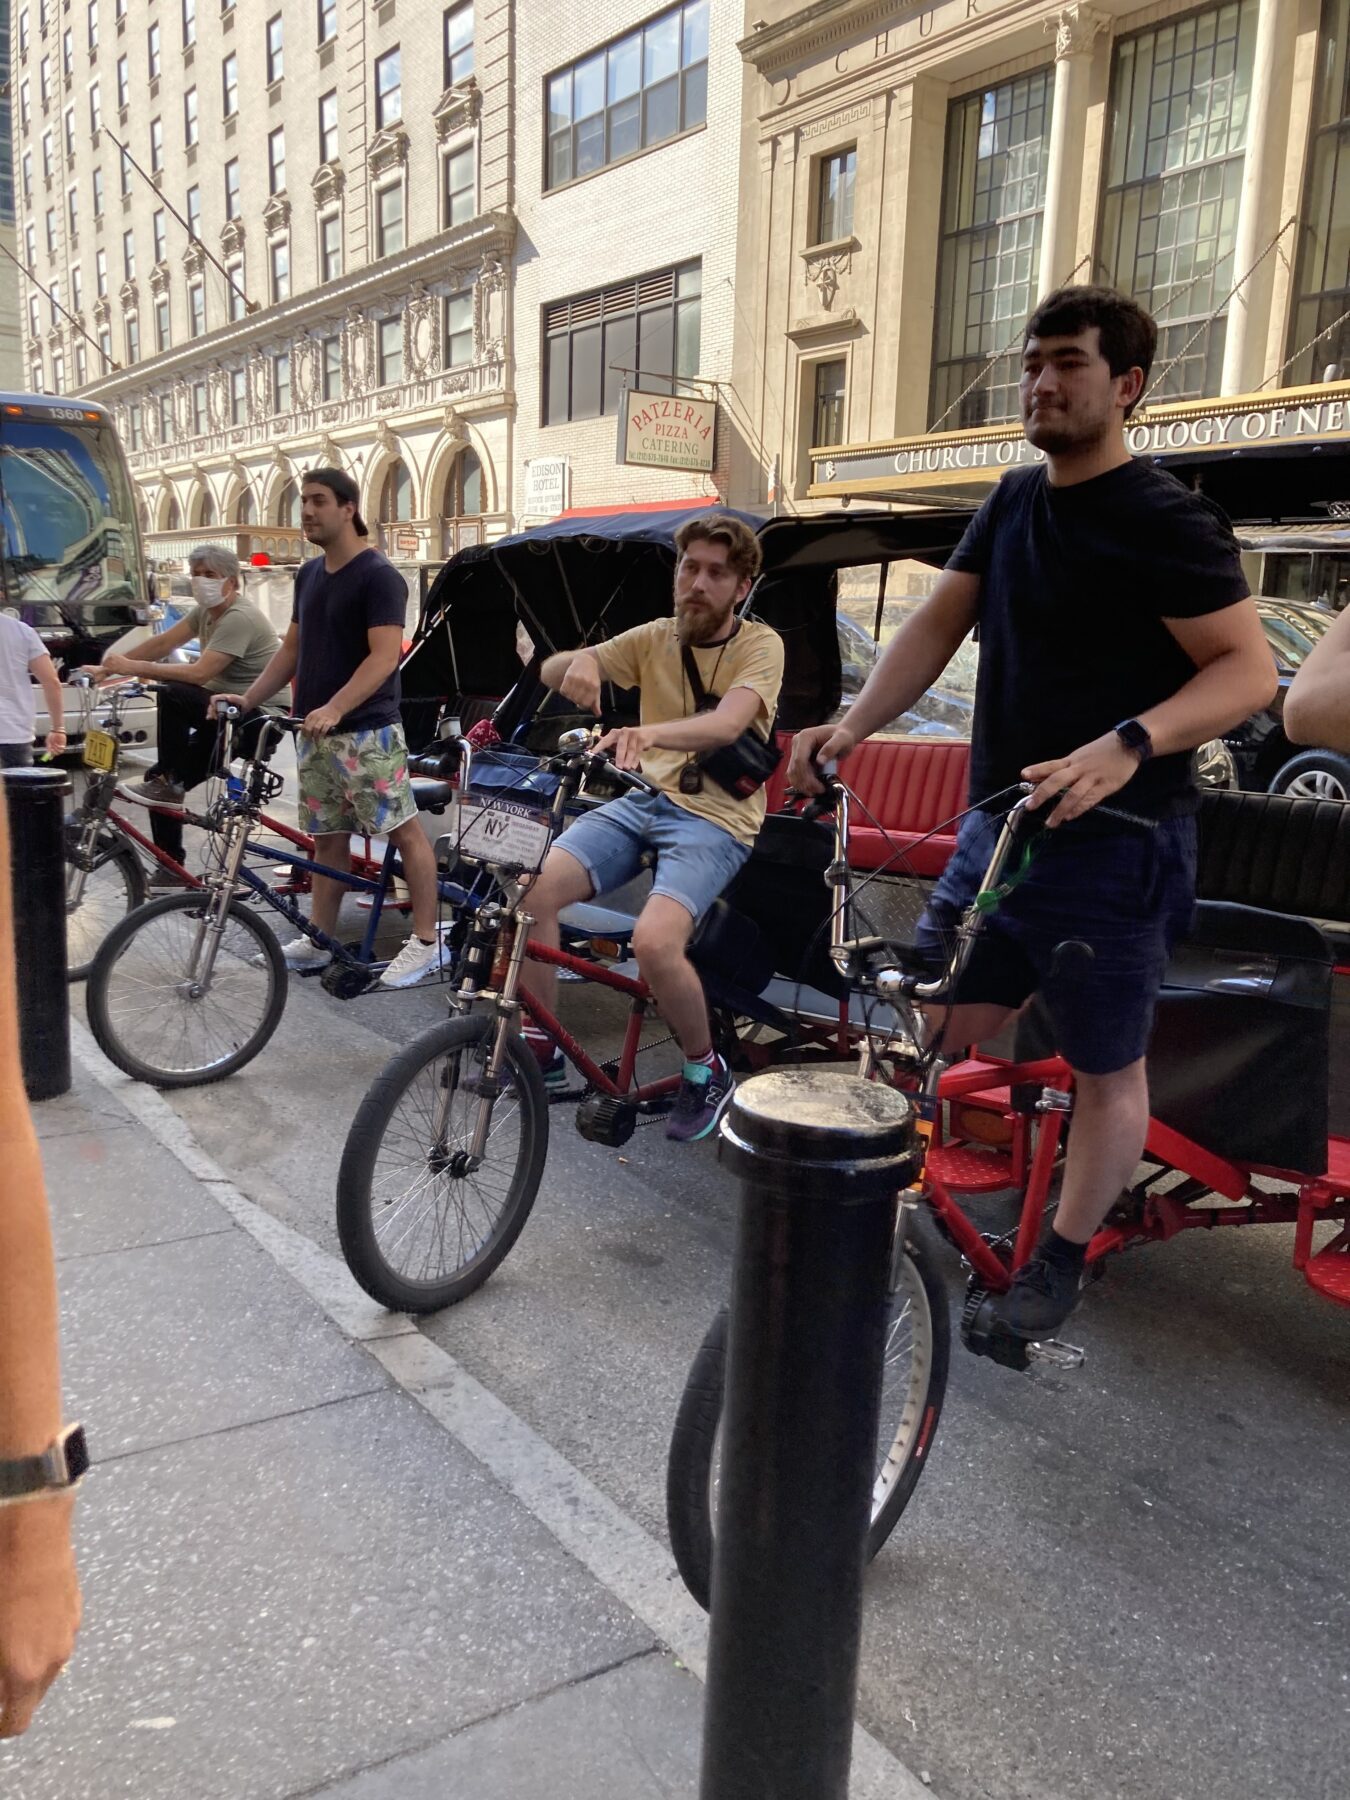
top-left (193, 599), bottom-right (283, 707)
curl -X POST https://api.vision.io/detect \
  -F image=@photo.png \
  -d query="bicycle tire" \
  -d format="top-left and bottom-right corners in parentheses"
top-left (64, 819), bottom-right (148, 982)
top-left (665, 1226), bottom-right (950, 1611)
top-left (337, 1011), bottom-right (548, 1313)
top-left (86, 892), bottom-right (287, 1087)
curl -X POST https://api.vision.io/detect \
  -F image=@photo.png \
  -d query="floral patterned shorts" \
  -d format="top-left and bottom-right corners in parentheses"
top-left (295, 724), bottom-right (419, 838)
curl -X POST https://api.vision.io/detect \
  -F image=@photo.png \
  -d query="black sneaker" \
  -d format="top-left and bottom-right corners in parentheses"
top-left (986, 1251), bottom-right (1084, 1340)
top-left (666, 1054), bottom-right (734, 1143)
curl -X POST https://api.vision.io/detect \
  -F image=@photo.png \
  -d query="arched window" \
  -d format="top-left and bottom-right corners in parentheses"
top-left (236, 487), bottom-right (255, 526)
top-left (377, 459), bottom-right (413, 551)
top-left (441, 448), bottom-right (484, 555)
top-left (275, 479), bottom-right (298, 527)
top-left (136, 496), bottom-right (151, 535)
top-left (195, 489), bottom-right (217, 529)
top-left (165, 495), bottom-right (182, 532)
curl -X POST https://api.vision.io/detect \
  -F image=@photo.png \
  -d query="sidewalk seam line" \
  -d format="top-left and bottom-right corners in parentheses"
top-left (66, 1018), bottom-right (936, 1800)
top-left (56, 1222), bottom-right (237, 1264)
top-left (88, 1386), bottom-right (391, 1471)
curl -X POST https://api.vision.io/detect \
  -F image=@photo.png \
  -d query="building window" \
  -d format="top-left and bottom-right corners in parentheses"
top-left (115, 0), bottom-right (125, 21)
top-left (42, 129), bottom-right (53, 180)
top-left (152, 208), bottom-right (167, 263)
top-left (222, 52), bottom-right (237, 118)
top-left (73, 268), bottom-right (84, 314)
top-left (89, 82), bottom-right (101, 133)
top-left (319, 89), bottom-right (339, 164)
top-left (378, 460), bottom-right (412, 549)
top-left (125, 313), bottom-right (139, 362)
top-left (931, 69), bottom-right (1054, 429)
top-left (147, 20), bottom-right (160, 80)
top-left (236, 485), bottom-right (255, 526)
top-left (543, 259), bottom-right (700, 423)
top-left (127, 403), bottom-right (143, 450)
top-left (45, 208), bottom-right (57, 254)
top-left (815, 148), bottom-right (856, 245)
top-left (546, 0), bottom-right (708, 190)
top-left (227, 256), bottom-right (245, 320)
top-left (67, 187), bottom-right (78, 237)
top-left (186, 185), bottom-right (200, 237)
top-left (229, 364), bottom-right (246, 423)
top-left (224, 158), bottom-right (240, 219)
top-left (196, 489), bottom-right (217, 528)
top-left (62, 27), bottom-right (74, 78)
top-left (189, 281), bottom-right (205, 337)
top-left (49, 279), bottom-right (61, 329)
top-left (270, 238), bottom-right (289, 302)
top-left (320, 334), bottom-right (342, 399)
top-left (191, 379), bottom-right (207, 434)
top-left (98, 324), bottom-right (112, 364)
top-left (275, 478), bottom-right (298, 526)
top-left (182, 0), bottom-right (195, 50)
top-left (268, 127), bottom-right (286, 195)
top-left (1288, 0), bottom-right (1350, 383)
top-left (150, 116), bottom-right (164, 173)
top-left (20, 8), bottom-right (30, 58)
top-left (184, 86), bottom-right (198, 147)
top-left (92, 166), bottom-right (104, 216)
top-left (96, 247), bottom-right (107, 295)
top-left (120, 148), bottom-right (132, 196)
top-left (154, 295), bottom-right (171, 351)
top-left (1097, 1), bottom-right (1258, 403)
top-left (444, 145), bottom-right (474, 227)
top-left (122, 227), bottom-right (135, 279)
top-left (75, 344), bottom-right (88, 387)
top-left (21, 153), bottom-right (31, 202)
top-left (445, 290), bottom-right (473, 367)
top-left (266, 13), bottom-right (283, 85)
top-left (318, 0), bottom-right (337, 46)
top-left (272, 351), bottom-right (291, 412)
top-left (444, 3), bottom-right (473, 85)
top-left (812, 359), bottom-right (846, 446)
top-left (159, 395), bottom-right (174, 445)
top-left (87, 2), bottom-right (98, 51)
top-left (320, 210), bottom-right (342, 281)
top-left (52, 352), bottom-right (65, 394)
top-left (375, 182), bottom-right (403, 257)
top-left (24, 223), bottom-right (36, 269)
top-left (375, 48), bottom-right (401, 129)
top-left (64, 106), bottom-right (76, 157)
top-left (30, 359), bottom-right (44, 393)
top-left (28, 297), bottom-right (39, 340)
top-left (40, 56), bottom-right (51, 107)
top-left (20, 80), bottom-right (30, 133)
top-left (116, 54), bottom-right (128, 111)
top-left (378, 316), bottom-right (402, 386)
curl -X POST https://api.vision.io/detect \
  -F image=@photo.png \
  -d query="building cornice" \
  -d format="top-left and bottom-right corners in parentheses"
top-left (82, 212), bottom-right (516, 404)
top-left (739, 2), bottom-right (925, 73)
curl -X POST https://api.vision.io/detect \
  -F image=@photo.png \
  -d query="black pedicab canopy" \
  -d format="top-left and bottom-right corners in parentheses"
top-left (398, 504), bottom-right (971, 748)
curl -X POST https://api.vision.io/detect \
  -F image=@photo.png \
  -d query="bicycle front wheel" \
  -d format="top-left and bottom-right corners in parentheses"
top-left (65, 818), bottom-right (148, 982)
top-left (86, 892), bottom-right (287, 1086)
top-left (337, 1012), bottom-right (548, 1313)
top-left (665, 1225), bottom-right (950, 1611)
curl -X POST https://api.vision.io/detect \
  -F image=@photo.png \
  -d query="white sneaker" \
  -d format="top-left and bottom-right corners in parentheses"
top-left (379, 930), bottom-right (450, 989)
top-left (276, 936), bottom-right (331, 972)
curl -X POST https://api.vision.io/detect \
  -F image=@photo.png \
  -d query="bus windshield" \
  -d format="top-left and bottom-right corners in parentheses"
top-left (0, 404), bottom-right (143, 626)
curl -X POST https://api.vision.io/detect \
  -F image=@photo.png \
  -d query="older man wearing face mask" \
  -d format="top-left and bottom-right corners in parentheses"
top-left (88, 546), bottom-right (284, 877)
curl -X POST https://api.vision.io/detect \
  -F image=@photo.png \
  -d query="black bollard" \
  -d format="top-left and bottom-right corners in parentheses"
top-left (700, 1067), bottom-right (918, 1800)
top-left (4, 766), bottom-right (73, 1101)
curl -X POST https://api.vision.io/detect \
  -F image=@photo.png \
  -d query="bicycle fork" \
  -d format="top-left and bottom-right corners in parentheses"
top-left (181, 812), bottom-right (252, 995)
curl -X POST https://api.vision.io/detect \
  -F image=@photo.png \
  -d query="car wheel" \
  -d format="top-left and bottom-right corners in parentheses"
top-left (1268, 749), bottom-right (1350, 802)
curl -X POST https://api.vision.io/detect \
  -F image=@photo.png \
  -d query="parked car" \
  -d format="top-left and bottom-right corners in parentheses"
top-left (1222, 600), bottom-right (1350, 799)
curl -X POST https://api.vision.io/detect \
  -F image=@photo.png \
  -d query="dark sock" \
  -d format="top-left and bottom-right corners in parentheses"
top-left (417, 935), bottom-right (435, 946)
top-left (1042, 1227), bottom-right (1087, 1268)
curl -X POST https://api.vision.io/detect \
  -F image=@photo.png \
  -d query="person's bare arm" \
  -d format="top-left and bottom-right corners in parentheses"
top-left (0, 800), bottom-right (81, 1737)
top-left (539, 648), bottom-right (602, 715)
top-left (1283, 606), bottom-right (1350, 750)
top-left (101, 616), bottom-right (196, 671)
top-left (209, 622), bottom-right (299, 717)
top-left (301, 624), bottom-right (403, 737)
top-left (101, 648), bottom-right (231, 686)
top-left (1024, 598), bottom-right (1278, 825)
top-left (599, 687), bottom-right (764, 769)
top-left (29, 656), bottom-right (65, 756)
top-left (788, 570), bottom-right (982, 791)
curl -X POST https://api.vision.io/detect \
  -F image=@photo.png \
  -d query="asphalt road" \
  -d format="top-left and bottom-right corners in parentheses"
top-left (79, 866), bottom-right (1350, 1800)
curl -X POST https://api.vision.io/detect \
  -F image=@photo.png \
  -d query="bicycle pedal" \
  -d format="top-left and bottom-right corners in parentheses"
top-left (1025, 1338), bottom-right (1085, 1370)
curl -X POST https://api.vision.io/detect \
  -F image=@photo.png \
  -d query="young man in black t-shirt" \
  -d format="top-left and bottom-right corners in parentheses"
top-left (212, 468), bottom-right (444, 988)
top-left (791, 286), bottom-right (1277, 1340)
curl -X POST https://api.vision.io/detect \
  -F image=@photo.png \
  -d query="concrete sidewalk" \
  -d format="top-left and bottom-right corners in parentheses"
top-left (1, 1056), bottom-right (706, 1800)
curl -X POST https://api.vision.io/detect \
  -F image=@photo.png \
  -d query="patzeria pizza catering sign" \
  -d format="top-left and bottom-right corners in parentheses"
top-left (620, 389), bottom-right (717, 473)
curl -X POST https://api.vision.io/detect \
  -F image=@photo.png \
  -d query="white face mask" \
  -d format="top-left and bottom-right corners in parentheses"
top-left (192, 576), bottom-right (228, 606)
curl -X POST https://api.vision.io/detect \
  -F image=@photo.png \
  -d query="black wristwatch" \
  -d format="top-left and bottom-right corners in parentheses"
top-left (1114, 719), bottom-right (1154, 764)
top-left (0, 1424), bottom-right (89, 1505)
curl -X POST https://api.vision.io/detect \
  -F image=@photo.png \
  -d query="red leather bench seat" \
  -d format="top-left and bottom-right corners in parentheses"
top-left (766, 735), bottom-right (971, 876)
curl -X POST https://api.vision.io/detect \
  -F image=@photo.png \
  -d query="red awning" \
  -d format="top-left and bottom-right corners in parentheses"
top-left (549, 497), bottom-right (716, 519)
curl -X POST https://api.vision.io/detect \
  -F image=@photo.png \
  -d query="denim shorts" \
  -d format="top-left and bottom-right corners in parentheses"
top-left (551, 790), bottom-right (751, 923)
top-left (915, 807), bottom-right (1197, 1075)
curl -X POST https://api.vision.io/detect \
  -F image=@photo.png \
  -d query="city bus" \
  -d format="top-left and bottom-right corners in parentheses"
top-left (0, 391), bottom-right (158, 749)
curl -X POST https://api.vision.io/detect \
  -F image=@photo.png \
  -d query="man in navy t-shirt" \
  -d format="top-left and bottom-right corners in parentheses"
top-left (212, 467), bottom-right (444, 988)
top-left (791, 287), bottom-right (1277, 1341)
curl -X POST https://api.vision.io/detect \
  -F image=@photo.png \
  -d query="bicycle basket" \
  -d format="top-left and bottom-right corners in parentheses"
top-left (452, 747), bottom-right (560, 873)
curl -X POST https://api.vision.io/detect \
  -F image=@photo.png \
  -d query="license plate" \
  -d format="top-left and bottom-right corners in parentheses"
top-left (82, 729), bottom-right (116, 772)
top-left (456, 795), bottom-right (553, 868)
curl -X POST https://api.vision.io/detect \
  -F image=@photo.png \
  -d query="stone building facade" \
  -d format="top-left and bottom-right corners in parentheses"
top-left (11, 0), bottom-right (513, 568)
top-left (729, 0), bottom-right (1349, 508)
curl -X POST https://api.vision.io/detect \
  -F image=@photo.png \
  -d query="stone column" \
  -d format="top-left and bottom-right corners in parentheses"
top-left (1037, 6), bottom-right (1109, 299)
top-left (1220, 0), bottom-right (1297, 395)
